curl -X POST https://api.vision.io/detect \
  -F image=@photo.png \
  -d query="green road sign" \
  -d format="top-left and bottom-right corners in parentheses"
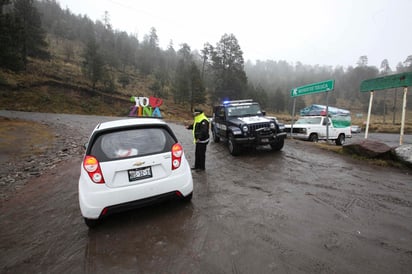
top-left (290, 80), bottom-right (335, 97)
top-left (360, 72), bottom-right (412, 92)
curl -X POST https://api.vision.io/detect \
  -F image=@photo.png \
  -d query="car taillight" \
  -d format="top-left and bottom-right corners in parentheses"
top-left (83, 155), bottom-right (105, 184)
top-left (171, 143), bottom-right (183, 170)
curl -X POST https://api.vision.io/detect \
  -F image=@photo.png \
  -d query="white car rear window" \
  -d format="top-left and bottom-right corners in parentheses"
top-left (90, 127), bottom-right (175, 161)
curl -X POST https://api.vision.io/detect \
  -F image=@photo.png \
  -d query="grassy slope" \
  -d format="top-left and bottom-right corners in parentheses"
top-left (0, 116), bottom-right (55, 163)
top-left (0, 36), bottom-right (196, 121)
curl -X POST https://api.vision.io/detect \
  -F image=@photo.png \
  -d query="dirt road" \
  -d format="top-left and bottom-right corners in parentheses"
top-left (0, 111), bottom-right (411, 273)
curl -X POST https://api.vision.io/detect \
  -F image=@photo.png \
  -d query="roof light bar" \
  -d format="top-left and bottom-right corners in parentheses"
top-left (223, 99), bottom-right (253, 105)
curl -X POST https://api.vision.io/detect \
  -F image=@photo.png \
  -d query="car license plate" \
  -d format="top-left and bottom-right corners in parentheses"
top-left (261, 138), bottom-right (269, 143)
top-left (128, 166), bottom-right (152, 182)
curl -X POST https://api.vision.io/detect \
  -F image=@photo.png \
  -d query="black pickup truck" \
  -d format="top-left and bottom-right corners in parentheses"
top-left (211, 99), bottom-right (287, 155)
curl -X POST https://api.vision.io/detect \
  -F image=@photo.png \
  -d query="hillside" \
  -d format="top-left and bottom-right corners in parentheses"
top-left (1, 45), bottom-right (411, 134)
top-left (0, 35), bottom-right (197, 121)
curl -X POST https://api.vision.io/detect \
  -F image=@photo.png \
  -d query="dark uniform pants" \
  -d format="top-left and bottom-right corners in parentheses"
top-left (195, 142), bottom-right (207, 170)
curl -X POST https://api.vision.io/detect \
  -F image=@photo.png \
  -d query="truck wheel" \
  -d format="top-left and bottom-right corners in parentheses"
top-left (309, 133), bottom-right (318, 142)
top-left (228, 134), bottom-right (240, 156)
top-left (270, 138), bottom-right (284, 151)
top-left (212, 128), bottom-right (220, 143)
top-left (335, 134), bottom-right (345, 146)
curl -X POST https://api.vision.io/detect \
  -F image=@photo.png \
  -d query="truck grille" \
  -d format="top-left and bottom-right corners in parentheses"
top-left (250, 123), bottom-right (271, 136)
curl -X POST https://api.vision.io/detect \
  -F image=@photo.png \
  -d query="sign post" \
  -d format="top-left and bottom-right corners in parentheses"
top-left (400, 87), bottom-right (408, 145)
top-left (360, 72), bottom-right (412, 145)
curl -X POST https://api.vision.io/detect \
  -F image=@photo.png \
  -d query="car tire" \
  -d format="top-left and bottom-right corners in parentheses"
top-left (84, 218), bottom-right (99, 228)
top-left (228, 133), bottom-right (241, 156)
top-left (309, 133), bottom-right (318, 142)
top-left (335, 134), bottom-right (345, 146)
top-left (270, 137), bottom-right (284, 151)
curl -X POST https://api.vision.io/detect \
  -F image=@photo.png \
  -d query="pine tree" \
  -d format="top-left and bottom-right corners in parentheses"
top-left (82, 37), bottom-right (104, 89)
top-left (0, 0), bottom-right (24, 70)
top-left (13, 0), bottom-right (50, 68)
top-left (189, 62), bottom-right (206, 109)
top-left (209, 33), bottom-right (247, 101)
top-left (173, 44), bottom-right (192, 104)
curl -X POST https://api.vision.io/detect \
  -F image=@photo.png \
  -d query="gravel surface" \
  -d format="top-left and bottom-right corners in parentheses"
top-left (0, 110), bottom-right (119, 202)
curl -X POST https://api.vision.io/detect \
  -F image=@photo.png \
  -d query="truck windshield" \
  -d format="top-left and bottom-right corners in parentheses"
top-left (227, 104), bottom-right (262, 117)
top-left (295, 117), bottom-right (322, 124)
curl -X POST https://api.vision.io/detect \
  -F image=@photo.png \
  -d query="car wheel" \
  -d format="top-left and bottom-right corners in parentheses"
top-left (84, 218), bottom-right (99, 228)
top-left (270, 137), bottom-right (284, 151)
top-left (212, 128), bottom-right (220, 143)
top-left (309, 133), bottom-right (318, 142)
top-left (228, 133), bottom-right (240, 156)
top-left (335, 134), bottom-right (345, 146)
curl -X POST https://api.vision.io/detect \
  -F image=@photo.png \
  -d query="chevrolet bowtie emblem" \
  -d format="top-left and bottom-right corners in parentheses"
top-left (133, 161), bottom-right (145, 167)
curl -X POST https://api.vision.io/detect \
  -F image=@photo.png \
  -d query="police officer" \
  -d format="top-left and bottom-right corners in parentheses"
top-left (186, 109), bottom-right (209, 171)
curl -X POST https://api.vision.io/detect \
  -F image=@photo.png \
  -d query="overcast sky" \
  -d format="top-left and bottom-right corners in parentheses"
top-left (57, 0), bottom-right (411, 69)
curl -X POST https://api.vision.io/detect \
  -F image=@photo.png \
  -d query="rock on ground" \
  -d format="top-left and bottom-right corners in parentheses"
top-left (343, 139), bottom-right (393, 159)
top-left (343, 139), bottom-right (412, 167)
top-left (393, 144), bottom-right (412, 167)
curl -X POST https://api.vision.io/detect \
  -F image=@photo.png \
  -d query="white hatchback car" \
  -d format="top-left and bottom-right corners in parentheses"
top-left (78, 118), bottom-right (193, 228)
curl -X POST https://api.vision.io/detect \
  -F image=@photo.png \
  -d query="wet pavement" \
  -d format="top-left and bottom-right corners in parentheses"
top-left (349, 131), bottom-right (412, 147)
top-left (0, 111), bottom-right (411, 273)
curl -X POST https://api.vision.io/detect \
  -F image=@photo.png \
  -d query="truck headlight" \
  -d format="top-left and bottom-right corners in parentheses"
top-left (242, 125), bottom-right (248, 132)
top-left (270, 122), bottom-right (275, 129)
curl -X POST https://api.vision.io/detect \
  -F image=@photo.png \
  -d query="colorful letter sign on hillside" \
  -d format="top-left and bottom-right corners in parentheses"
top-left (128, 96), bottom-right (163, 117)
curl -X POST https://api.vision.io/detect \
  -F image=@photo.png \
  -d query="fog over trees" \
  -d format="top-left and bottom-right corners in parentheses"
top-left (1, 0), bottom-right (411, 115)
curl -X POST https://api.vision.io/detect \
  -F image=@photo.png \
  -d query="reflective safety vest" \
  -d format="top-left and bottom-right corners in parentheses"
top-left (192, 112), bottom-right (209, 144)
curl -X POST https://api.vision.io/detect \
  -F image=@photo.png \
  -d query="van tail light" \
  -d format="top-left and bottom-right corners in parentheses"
top-left (83, 155), bottom-right (105, 184)
top-left (171, 143), bottom-right (183, 170)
